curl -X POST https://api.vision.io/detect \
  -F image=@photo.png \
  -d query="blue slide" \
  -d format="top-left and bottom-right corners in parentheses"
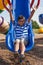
top-left (6, 0), bottom-right (34, 52)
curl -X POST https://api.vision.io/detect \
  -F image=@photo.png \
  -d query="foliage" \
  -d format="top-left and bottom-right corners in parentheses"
top-left (32, 20), bottom-right (40, 29)
top-left (0, 10), bottom-right (3, 13)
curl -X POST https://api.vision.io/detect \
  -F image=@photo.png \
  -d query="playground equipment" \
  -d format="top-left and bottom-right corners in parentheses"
top-left (39, 14), bottom-right (43, 24)
top-left (0, 0), bottom-right (8, 10)
top-left (39, 14), bottom-right (43, 33)
top-left (39, 27), bottom-right (43, 33)
top-left (0, 16), bottom-right (9, 34)
top-left (3, 0), bottom-right (40, 52)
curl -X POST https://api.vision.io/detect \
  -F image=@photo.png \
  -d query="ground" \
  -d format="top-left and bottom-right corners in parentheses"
top-left (0, 34), bottom-right (43, 65)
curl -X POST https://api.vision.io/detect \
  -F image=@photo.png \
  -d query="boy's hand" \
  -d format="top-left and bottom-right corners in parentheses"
top-left (9, 4), bottom-right (13, 12)
top-left (32, 6), bottom-right (38, 11)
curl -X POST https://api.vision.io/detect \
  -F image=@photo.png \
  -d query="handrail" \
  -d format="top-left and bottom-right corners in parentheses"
top-left (30, 0), bottom-right (34, 8)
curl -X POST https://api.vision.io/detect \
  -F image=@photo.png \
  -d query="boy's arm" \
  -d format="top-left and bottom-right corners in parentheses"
top-left (9, 5), bottom-right (15, 24)
top-left (9, 11), bottom-right (14, 23)
top-left (28, 7), bottom-right (37, 22)
top-left (2, 0), bottom-right (14, 24)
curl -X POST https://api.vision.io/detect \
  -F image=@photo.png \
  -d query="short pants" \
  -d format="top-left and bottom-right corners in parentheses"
top-left (15, 38), bottom-right (28, 45)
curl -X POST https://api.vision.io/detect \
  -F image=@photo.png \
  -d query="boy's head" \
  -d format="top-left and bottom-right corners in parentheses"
top-left (18, 15), bottom-right (25, 26)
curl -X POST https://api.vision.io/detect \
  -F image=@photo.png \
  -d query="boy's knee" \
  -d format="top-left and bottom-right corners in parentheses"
top-left (16, 39), bottom-right (20, 43)
top-left (21, 38), bottom-right (28, 45)
top-left (21, 38), bottom-right (25, 43)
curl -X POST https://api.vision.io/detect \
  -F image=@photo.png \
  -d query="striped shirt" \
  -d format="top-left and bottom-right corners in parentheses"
top-left (13, 20), bottom-right (31, 39)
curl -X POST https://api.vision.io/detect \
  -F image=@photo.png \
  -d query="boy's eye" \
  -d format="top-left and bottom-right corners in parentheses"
top-left (19, 19), bottom-right (25, 22)
top-left (20, 20), bottom-right (25, 22)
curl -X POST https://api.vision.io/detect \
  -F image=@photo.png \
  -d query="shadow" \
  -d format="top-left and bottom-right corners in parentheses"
top-left (0, 42), bottom-right (7, 49)
top-left (0, 57), bottom-right (10, 65)
top-left (9, 54), bottom-right (14, 62)
top-left (26, 38), bottom-right (43, 60)
top-left (35, 38), bottom-right (43, 44)
top-left (9, 56), bottom-right (31, 65)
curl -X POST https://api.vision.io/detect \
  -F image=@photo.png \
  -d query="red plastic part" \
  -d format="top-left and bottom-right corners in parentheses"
top-left (30, 0), bottom-right (34, 8)
top-left (36, 0), bottom-right (40, 8)
top-left (2, 0), bottom-right (40, 12)
top-left (2, 0), bottom-right (12, 12)
top-left (7, 0), bottom-right (12, 5)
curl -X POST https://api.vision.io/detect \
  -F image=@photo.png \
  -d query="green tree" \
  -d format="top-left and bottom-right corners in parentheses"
top-left (32, 20), bottom-right (40, 29)
top-left (0, 10), bottom-right (3, 13)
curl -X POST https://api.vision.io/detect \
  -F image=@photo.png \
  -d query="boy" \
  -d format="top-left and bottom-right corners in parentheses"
top-left (8, 5), bottom-right (37, 59)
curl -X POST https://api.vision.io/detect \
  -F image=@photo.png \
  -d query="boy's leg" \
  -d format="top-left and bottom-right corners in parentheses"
top-left (19, 38), bottom-right (26, 63)
top-left (20, 38), bottom-right (25, 55)
top-left (14, 39), bottom-right (20, 63)
top-left (15, 39), bottom-right (20, 52)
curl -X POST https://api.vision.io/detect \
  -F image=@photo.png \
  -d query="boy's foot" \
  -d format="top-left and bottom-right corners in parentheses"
top-left (20, 54), bottom-right (25, 59)
top-left (14, 51), bottom-right (19, 58)
top-left (14, 52), bottom-right (20, 63)
top-left (19, 54), bottom-right (25, 62)
top-left (19, 54), bottom-right (30, 65)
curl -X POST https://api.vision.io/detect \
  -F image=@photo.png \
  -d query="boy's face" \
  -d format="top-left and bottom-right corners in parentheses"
top-left (18, 18), bottom-right (25, 26)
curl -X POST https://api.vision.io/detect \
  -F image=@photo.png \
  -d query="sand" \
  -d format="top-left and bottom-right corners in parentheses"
top-left (0, 33), bottom-right (43, 65)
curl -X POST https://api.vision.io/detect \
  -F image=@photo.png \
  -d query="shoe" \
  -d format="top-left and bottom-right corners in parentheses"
top-left (19, 54), bottom-right (25, 61)
top-left (14, 51), bottom-right (19, 58)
